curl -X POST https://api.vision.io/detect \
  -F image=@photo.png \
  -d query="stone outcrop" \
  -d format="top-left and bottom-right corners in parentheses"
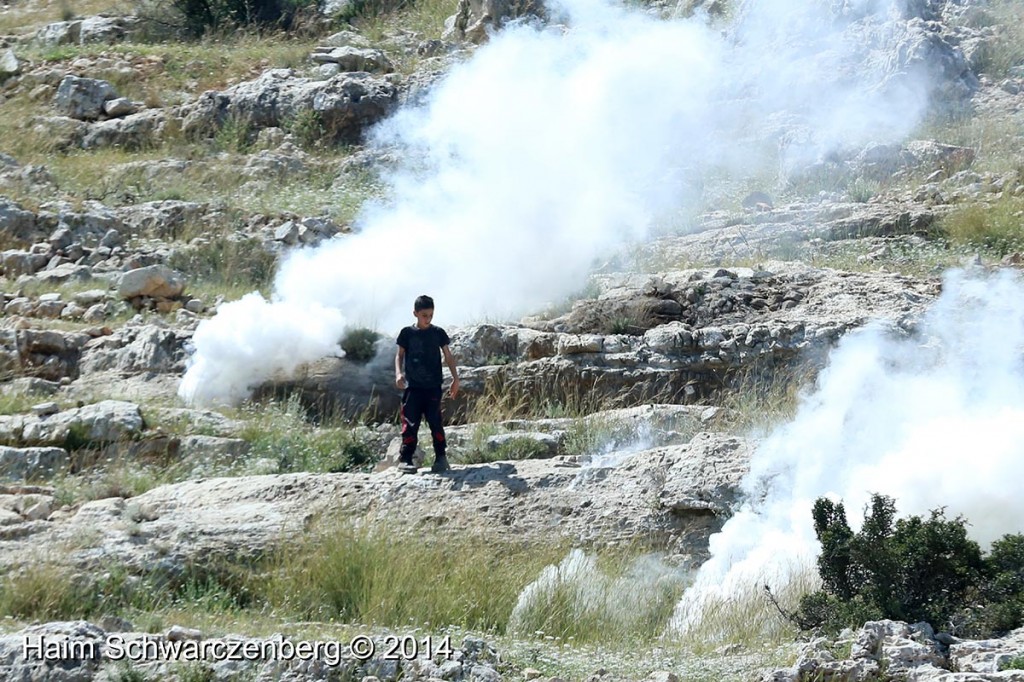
top-left (117, 264), bottom-right (186, 299)
top-left (0, 328), bottom-right (88, 382)
top-left (53, 75), bottom-right (119, 120)
top-left (0, 400), bottom-right (145, 448)
top-left (762, 620), bottom-right (1024, 682)
top-left (444, 0), bottom-right (545, 42)
top-left (0, 431), bottom-right (751, 572)
top-left (180, 69), bottom-right (399, 144)
top-left (272, 264), bottom-right (937, 420)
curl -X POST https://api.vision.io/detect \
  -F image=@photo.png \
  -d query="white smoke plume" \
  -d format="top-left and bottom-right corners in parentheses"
top-left (180, 0), bottom-right (935, 406)
top-left (671, 269), bottom-right (1024, 637)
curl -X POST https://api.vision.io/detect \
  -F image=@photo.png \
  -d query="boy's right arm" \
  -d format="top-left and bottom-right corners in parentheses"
top-left (395, 347), bottom-right (407, 389)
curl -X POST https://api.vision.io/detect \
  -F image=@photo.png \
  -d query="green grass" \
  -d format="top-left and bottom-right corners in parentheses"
top-left (959, 0), bottom-right (1024, 79)
top-left (1001, 654), bottom-right (1024, 671)
top-left (708, 364), bottom-right (813, 439)
top-left (941, 195), bottom-right (1024, 256)
top-left (235, 395), bottom-right (378, 475)
top-left (450, 424), bottom-right (553, 464)
top-left (261, 522), bottom-right (571, 630)
top-left (166, 234), bottom-right (277, 294)
top-left (0, 557), bottom-right (254, 623)
top-left (0, 390), bottom-right (56, 416)
top-left (507, 548), bottom-right (689, 645)
top-left (676, 562), bottom-right (819, 655)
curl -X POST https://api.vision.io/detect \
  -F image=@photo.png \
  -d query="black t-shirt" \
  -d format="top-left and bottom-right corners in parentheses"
top-left (397, 325), bottom-right (450, 389)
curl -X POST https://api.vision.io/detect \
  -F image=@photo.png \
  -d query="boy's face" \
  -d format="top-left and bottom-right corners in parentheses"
top-left (413, 308), bottom-right (434, 329)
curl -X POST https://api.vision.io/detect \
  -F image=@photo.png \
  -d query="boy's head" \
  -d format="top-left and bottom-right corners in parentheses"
top-left (413, 295), bottom-right (434, 329)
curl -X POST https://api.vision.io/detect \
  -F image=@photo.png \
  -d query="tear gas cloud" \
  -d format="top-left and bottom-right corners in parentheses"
top-left (672, 270), bottom-right (1024, 637)
top-left (181, 0), bottom-right (933, 405)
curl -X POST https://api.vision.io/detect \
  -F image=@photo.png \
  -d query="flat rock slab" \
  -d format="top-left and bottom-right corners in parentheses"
top-left (0, 433), bottom-right (752, 573)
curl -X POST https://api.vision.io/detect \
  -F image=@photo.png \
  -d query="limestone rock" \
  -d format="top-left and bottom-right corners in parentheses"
top-left (0, 446), bottom-right (70, 481)
top-left (82, 325), bottom-right (189, 375)
top-left (180, 69), bottom-right (398, 145)
top-left (0, 432), bottom-right (749, 572)
top-left (0, 199), bottom-right (40, 248)
top-left (102, 97), bottom-right (137, 118)
top-left (445, 0), bottom-right (545, 42)
top-left (949, 627), bottom-right (1024, 674)
top-left (53, 75), bottom-right (118, 121)
top-left (34, 20), bottom-right (83, 47)
top-left (82, 109), bottom-right (169, 150)
top-left (311, 46), bottom-right (395, 73)
top-left (0, 328), bottom-right (86, 382)
top-left (117, 264), bottom-right (186, 299)
top-left (80, 15), bottom-right (137, 44)
top-left (0, 49), bottom-right (20, 78)
top-left (15, 400), bottom-right (144, 448)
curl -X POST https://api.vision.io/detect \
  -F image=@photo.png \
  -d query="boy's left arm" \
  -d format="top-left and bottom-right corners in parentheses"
top-left (442, 345), bottom-right (460, 399)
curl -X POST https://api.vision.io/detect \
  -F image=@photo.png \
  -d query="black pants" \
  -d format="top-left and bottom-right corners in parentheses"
top-left (400, 387), bottom-right (446, 459)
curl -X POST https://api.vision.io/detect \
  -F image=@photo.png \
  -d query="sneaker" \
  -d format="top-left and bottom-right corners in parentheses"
top-left (430, 455), bottom-right (451, 474)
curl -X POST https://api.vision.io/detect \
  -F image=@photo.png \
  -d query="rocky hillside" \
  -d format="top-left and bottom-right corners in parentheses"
top-left (2, 0), bottom-right (1024, 679)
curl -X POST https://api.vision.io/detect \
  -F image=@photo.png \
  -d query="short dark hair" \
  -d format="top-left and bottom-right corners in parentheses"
top-left (414, 295), bottom-right (434, 312)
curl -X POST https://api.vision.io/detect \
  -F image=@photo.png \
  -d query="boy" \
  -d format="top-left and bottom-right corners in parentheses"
top-left (394, 295), bottom-right (460, 474)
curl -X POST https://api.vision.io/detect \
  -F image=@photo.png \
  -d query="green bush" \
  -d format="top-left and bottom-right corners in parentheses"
top-left (797, 494), bottom-right (1024, 637)
top-left (340, 328), bottom-right (382, 363)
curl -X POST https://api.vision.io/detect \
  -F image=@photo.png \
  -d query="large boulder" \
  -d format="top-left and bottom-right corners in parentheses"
top-left (79, 15), bottom-right (138, 44)
top-left (180, 69), bottom-right (399, 144)
top-left (81, 109), bottom-right (168, 149)
top-left (17, 400), bottom-right (145, 448)
top-left (0, 200), bottom-right (40, 248)
top-left (34, 20), bottom-right (82, 47)
top-left (0, 50), bottom-right (20, 79)
top-left (53, 75), bottom-right (118, 121)
top-left (0, 446), bottom-right (70, 481)
top-left (0, 328), bottom-right (87, 382)
top-left (80, 325), bottom-right (190, 375)
top-left (117, 264), bottom-right (186, 299)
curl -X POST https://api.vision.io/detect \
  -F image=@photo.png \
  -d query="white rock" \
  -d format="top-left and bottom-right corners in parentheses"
top-left (117, 264), bottom-right (185, 299)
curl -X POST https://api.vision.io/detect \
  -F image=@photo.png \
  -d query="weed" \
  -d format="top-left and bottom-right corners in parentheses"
top-left (452, 432), bottom-right (551, 464)
top-left (508, 548), bottom-right (688, 645)
top-left (260, 520), bottom-right (570, 630)
top-left (167, 235), bottom-right (277, 294)
top-left (941, 195), bottom-right (1024, 256)
top-left (236, 395), bottom-right (378, 474)
top-left (1001, 655), bottom-right (1024, 671)
top-left (283, 108), bottom-right (327, 150)
top-left (213, 114), bottom-right (253, 154)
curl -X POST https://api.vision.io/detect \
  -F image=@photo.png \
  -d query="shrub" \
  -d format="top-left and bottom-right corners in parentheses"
top-left (340, 328), bottom-right (381, 363)
top-left (797, 494), bottom-right (1024, 637)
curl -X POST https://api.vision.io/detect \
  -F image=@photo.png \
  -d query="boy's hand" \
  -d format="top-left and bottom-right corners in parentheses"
top-left (395, 375), bottom-right (407, 390)
top-left (449, 376), bottom-right (460, 399)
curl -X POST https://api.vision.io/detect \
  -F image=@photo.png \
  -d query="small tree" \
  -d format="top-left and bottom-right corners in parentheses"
top-left (797, 494), bottom-right (1022, 637)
